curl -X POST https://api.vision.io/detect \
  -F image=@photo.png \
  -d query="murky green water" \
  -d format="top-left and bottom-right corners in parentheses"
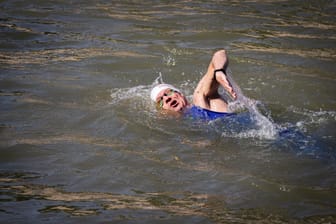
top-left (1, 0), bottom-right (336, 223)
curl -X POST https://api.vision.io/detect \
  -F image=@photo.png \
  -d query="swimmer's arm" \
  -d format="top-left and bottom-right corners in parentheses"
top-left (213, 50), bottom-right (237, 99)
top-left (212, 49), bottom-right (228, 71)
top-left (215, 70), bottom-right (236, 99)
top-left (193, 49), bottom-right (228, 109)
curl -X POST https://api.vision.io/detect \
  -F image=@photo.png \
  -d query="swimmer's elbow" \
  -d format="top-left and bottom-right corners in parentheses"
top-left (214, 49), bottom-right (226, 56)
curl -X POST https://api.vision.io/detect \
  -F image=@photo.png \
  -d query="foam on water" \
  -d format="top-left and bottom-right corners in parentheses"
top-left (110, 85), bottom-right (149, 106)
top-left (225, 68), bottom-right (278, 139)
top-left (109, 72), bottom-right (172, 116)
top-left (280, 106), bottom-right (336, 158)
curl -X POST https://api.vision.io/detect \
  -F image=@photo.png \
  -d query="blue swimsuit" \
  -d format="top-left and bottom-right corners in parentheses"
top-left (185, 105), bottom-right (235, 120)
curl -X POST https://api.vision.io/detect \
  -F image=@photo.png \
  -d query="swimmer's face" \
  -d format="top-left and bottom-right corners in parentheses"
top-left (155, 88), bottom-right (188, 112)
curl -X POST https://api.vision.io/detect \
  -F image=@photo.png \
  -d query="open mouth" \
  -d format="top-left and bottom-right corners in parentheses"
top-left (171, 100), bottom-right (178, 108)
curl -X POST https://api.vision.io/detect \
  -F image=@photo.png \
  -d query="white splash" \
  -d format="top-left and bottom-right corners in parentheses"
top-left (226, 68), bottom-right (278, 139)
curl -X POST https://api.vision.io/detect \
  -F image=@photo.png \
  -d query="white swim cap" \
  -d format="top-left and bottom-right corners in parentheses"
top-left (150, 83), bottom-right (181, 102)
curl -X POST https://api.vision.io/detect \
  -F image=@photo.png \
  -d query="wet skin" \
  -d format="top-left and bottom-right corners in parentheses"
top-left (155, 89), bottom-right (188, 112)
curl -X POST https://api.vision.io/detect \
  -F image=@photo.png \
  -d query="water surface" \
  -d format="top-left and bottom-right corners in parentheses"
top-left (1, 0), bottom-right (336, 223)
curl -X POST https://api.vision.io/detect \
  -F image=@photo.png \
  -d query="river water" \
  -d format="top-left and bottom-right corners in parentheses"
top-left (1, 0), bottom-right (335, 223)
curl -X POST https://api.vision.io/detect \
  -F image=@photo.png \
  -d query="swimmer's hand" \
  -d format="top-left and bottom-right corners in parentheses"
top-left (215, 70), bottom-right (237, 99)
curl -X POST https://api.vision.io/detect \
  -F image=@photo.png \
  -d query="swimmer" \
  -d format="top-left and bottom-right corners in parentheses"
top-left (151, 49), bottom-right (237, 120)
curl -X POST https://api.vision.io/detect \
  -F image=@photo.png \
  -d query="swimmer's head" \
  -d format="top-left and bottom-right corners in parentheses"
top-left (150, 84), bottom-right (188, 112)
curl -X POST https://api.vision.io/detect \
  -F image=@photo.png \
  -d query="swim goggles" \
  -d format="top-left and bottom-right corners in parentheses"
top-left (156, 89), bottom-right (178, 108)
